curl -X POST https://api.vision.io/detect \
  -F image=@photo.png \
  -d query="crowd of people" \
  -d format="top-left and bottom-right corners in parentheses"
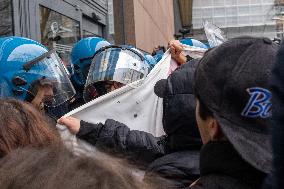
top-left (0, 34), bottom-right (283, 189)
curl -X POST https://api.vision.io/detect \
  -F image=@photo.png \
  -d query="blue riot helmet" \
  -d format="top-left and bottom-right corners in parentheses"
top-left (0, 36), bottom-right (76, 108)
top-left (179, 38), bottom-right (208, 49)
top-left (131, 46), bottom-right (151, 73)
top-left (152, 47), bottom-right (165, 63)
top-left (70, 37), bottom-right (111, 87)
top-left (153, 53), bottom-right (163, 63)
top-left (144, 54), bottom-right (157, 69)
top-left (83, 45), bottom-right (150, 102)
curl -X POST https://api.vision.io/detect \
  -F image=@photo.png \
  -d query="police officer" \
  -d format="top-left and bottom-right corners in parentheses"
top-left (69, 37), bottom-right (111, 108)
top-left (83, 45), bottom-right (150, 102)
top-left (0, 36), bottom-right (76, 119)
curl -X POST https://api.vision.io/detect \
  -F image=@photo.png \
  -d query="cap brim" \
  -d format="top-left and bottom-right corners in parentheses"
top-left (154, 79), bottom-right (167, 98)
top-left (214, 113), bottom-right (272, 173)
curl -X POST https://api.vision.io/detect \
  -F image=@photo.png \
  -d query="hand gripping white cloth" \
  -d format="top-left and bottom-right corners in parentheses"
top-left (57, 47), bottom-right (206, 154)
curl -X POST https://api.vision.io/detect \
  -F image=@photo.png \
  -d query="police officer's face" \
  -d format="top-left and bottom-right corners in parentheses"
top-left (85, 81), bottom-right (125, 102)
top-left (41, 85), bottom-right (54, 103)
top-left (31, 84), bottom-right (54, 111)
top-left (104, 81), bottom-right (124, 93)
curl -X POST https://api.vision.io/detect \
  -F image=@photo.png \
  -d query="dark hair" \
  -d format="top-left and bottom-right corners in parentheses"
top-left (0, 99), bottom-right (61, 157)
top-left (0, 146), bottom-right (165, 189)
top-left (193, 59), bottom-right (214, 121)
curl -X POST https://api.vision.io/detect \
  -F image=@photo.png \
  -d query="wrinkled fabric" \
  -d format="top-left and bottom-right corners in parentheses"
top-left (59, 47), bottom-right (206, 139)
top-left (59, 51), bottom-right (173, 137)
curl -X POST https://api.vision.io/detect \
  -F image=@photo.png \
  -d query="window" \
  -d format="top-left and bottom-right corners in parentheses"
top-left (82, 15), bottom-right (104, 38)
top-left (0, 0), bottom-right (13, 36)
top-left (40, 6), bottom-right (80, 67)
top-left (83, 30), bottom-right (100, 38)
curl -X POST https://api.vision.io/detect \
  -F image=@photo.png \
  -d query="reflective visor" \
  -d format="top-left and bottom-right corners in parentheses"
top-left (21, 50), bottom-right (76, 107)
top-left (85, 47), bottom-right (148, 87)
top-left (83, 46), bottom-right (149, 101)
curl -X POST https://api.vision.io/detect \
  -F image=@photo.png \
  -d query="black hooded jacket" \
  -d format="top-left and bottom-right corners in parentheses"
top-left (190, 141), bottom-right (266, 189)
top-left (76, 61), bottom-right (202, 188)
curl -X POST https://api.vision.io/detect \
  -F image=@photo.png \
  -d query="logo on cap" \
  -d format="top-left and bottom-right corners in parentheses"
top-left (241, 87), bottom-right (272, 118)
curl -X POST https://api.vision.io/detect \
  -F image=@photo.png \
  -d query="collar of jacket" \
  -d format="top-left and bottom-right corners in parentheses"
top-left (200, 141), bottom-right (266, 186)
top-left (167, 134), bottom-right (202, 152)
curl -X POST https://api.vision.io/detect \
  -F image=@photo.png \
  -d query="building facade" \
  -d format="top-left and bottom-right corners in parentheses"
top-left (0, 0), bottom-right (13, 36)
top-left (174, 0), bottom-right (278, 41)
top-left (0, 0), bottom-right (113, 65)
top-left (275, 0), bottom-right (284, 38)
top-left (113, 0), bottom-right (175, 53)
top-left (1, 0), bottom-right (175, 55)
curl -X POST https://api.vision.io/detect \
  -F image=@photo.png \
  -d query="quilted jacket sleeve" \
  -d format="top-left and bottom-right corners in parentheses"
top-left (76, 119), bottom-right (166, 165)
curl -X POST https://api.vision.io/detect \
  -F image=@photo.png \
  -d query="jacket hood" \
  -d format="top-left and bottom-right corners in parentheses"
top-left (157, 60), bottom-right (202, 151)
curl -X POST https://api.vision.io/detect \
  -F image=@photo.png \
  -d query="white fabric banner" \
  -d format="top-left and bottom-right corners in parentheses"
top-left (57, 47), bottom-right (206, 154)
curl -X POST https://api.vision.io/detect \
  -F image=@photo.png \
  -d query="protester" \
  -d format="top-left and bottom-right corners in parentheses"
top-left (0, 99), bottom-right (61, 157)
top-left (0, 145), bottom-right (167, 189)
top-left (144, 60), bottom-right (201, 187)
top-left (58, 58), bottom-right (201, 188)
top-left (70, 37), bottom-right (111, 108)
top-left (168, 40), bottom-right (193, 65)
top-left (190, 36), bottom-right (278, 189)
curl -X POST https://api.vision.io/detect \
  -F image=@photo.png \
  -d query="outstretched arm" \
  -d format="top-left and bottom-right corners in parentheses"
top-left (58, 117), bottom-right (166, 165)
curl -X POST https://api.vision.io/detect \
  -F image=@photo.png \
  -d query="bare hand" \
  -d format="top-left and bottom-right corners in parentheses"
top-left (168, 40), bottom-right (187, 65)
top-left (57, 116), bottom-right (81, 135)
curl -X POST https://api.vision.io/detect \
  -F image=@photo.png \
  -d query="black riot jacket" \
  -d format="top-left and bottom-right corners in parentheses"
top-left (76, 61), bottom-right (201, 188)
